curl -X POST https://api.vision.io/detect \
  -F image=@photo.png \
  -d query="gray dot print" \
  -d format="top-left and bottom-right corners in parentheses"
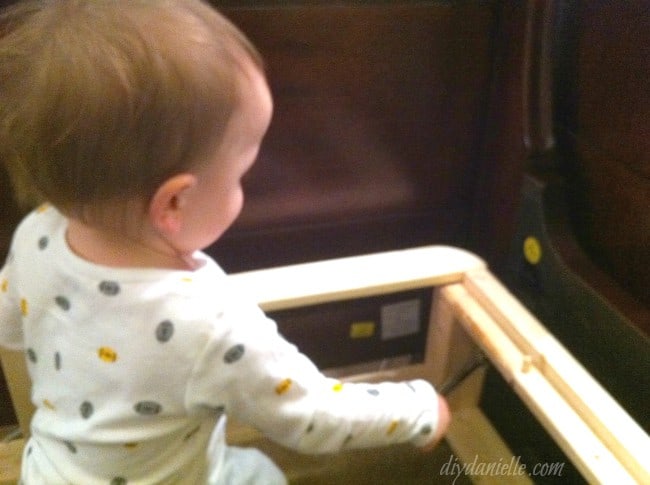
top-left (98, 280), bottom-right (120, 296)
top-left (223, 344), bottom-right (245, 364)
top-left (55, 296), bottom-right (71, 311)
top-left (27, 348), bottom-right (37, 363)
top-left (54, 352), bottom-right (61, 370)
top-left (134, 401), bottom-right (162, 416)
top-left (367, 388), bottom-right (379, 397)
top-left (420, 424), bottom-right (433, 435)
top-left (111, 477), bottom-right (127, 485)
top-left (80, 401), bottom-right (94, 419)
top-left (38, 236), bottom-right (49, 250)
top-left (155, 320), bottom-right (174, 343)
top-left (64, 441), bottom-right (77, 453)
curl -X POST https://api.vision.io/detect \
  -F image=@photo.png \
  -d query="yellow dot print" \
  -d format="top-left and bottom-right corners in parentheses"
top-left (123, 442), bottom-right (139, 449)
top-left (43, 399), bottom-right (56, 411)
top-left (275, 378), bottom-right (292, 395)
top-left (36, 203), bottom-right (50, 213)
top-left (1, 279), bottom-right (8, 292)
top-left (20, 298), bottom-right (28, 316)
top-left (98, 346), bottom-right (118, 363)
top-left (332, 382), bottom-right (344, 393)
top-left (386, 420), bottom-right (399, 436)
top-left (523, 236), bottom-right (542, 265)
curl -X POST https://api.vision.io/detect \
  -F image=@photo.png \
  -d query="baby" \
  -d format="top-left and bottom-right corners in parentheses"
top-left (0, 1), bottom-right (449, 483)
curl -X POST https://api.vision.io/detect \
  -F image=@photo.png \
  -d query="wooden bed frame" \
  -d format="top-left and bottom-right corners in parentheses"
top-left (1, 246), bottom-right (648, 483)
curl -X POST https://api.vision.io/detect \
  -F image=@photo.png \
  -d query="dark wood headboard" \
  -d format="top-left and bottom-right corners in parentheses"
top-left (210, 2), bottom-right (503, 271)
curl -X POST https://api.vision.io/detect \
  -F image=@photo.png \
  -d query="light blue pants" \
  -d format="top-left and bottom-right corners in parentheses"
top-left (207, 417), bottom-right (287, 485)
top-left (211, 446), bottom-right (287, 485)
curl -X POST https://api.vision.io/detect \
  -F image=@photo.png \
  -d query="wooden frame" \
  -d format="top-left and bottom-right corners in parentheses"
top-left (1, 246), bottom-right (648, 483)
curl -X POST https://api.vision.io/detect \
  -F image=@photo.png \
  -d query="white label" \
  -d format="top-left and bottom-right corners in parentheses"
top-left (380, 299), bottom-right (420, 340)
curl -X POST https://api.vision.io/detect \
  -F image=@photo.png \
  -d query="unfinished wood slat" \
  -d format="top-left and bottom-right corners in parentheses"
top-left (463, 269), bottom-right (650, 484)
top-left (0, 350), bottom-right (33, 441)
top-left (440, 285), bottom-right (524, 385)
top-left (462, 269), bottom-right (547, 363)
top-left (446, 407), bottom-right (534, 485)
top-left (514, 369), bottom-right (637, 484)
top-left (0, 438), bottom-right (22, 485)
top-left (428, 288), bottom-right (488, 397)
top-left (441, 283), bottom-right (643, 484)
top-left (443, 366), bottom-right (531, 485)
top-left (228, 246), bottom-right (485, 312)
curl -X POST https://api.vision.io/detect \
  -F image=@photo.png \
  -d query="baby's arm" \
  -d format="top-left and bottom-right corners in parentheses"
top-left (187, 301), bottom-right (448, 454)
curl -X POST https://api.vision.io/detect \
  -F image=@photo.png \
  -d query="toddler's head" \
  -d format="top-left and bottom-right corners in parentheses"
top-left (0, 0), bottom-right (266, 234)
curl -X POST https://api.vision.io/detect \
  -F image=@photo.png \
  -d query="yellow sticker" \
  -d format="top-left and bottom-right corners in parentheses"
top-left (349, 321), bottom-right (375, 339)
top-left (1, 279), bottom-right (8, 292)
top-left (332, 382), bottom-right (344, 392)
top-left (523, 236), bottom-right (542, 265)
top-left (98, 346), bottom-right (118, 363)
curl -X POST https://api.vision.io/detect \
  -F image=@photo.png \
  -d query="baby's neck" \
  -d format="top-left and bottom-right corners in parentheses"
top-left (65, 218), bottom-right (199, 271)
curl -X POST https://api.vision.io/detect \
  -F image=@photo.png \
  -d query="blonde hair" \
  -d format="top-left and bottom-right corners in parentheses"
top-left (0, 0), bottom-right (262, 221)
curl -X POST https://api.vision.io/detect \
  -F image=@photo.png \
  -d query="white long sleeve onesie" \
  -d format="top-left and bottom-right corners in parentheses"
top-left (0, 206), bottom-right (440, 484)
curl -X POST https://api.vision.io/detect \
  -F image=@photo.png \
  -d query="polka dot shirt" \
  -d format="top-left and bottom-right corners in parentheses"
top-left (0, 207), bottom-right (440, 483)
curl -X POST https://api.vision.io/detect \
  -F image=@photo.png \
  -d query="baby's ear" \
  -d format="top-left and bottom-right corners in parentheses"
top-left (148, 173), bottom-right (198, 236)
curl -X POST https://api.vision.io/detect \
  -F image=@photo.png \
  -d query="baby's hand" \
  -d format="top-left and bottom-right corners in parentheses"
top-left (419, 395), bottom-right (450, 453)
